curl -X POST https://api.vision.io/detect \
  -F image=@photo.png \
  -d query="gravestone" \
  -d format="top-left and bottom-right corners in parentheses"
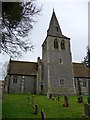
top-left (41, 109), bottom-right (46, 120)
top-left (84, 103), bottom-right (90, 117)
top-left (33, 104), bottom-right (38, 114)
top-left (78, 94), bottom-right (83, 103)
top-left (63, 96), bottom-right (69, 107)
top-left (84, 97), bottom-right (90, 118)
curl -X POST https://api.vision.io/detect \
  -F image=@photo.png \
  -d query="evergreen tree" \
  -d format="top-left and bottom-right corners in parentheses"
top-left (84, 46), bottom-right (90, 97)
top-left (83, 46), bottom-right (90, 67)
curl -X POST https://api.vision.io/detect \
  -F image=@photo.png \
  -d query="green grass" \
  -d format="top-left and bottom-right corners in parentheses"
top-left (0, 99), bottom-right (2, 120)
top-left (2, 94), bottom-right (88, 118)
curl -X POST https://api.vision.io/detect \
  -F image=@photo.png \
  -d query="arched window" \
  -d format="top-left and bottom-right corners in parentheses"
top-left (13, 76), bottom-right (17, 84)
top-left (61, 40), bottom-right (65, 50)
top-left (54, 39), bottom-right (58, 49)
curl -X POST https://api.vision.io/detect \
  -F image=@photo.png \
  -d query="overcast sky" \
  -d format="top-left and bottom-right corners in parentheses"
top-left (19, 0), bottom-right (88, 63)
top-left (0, 0), bottom-right (89, 79)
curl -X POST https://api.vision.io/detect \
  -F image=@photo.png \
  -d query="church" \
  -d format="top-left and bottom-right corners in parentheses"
top-left (4, 10), bottom-right (90, 95)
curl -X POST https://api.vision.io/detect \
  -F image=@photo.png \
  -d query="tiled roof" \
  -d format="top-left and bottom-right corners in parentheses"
top-left (8, 60), bottom-right (90, 78)
top-left (8, 60), bottom-right (37, 76)
top-left (72, 63), bottom-right (90, 78)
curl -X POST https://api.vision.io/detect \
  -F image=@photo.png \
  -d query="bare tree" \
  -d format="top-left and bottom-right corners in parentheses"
top-left (1, 1), bottom-right (42, 59)
top-left (0, 62), bottom-right (2, 79)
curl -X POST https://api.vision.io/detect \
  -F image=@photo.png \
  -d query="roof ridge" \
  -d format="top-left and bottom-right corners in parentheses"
top-left (72, 62), bottom-right (83, 64)
top-left (10, 60), bottom-right (37, 64)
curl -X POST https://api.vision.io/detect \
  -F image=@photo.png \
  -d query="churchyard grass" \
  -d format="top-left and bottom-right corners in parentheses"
top-left (2, 94), bottom-right (88, 118)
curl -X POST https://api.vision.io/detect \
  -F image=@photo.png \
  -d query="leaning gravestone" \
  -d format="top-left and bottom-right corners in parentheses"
top-left (41, 109), bottom-right (46, 120)
top-left (33, 104), bottom-right (38, 115)
top-left (84, 97), bottom-right (90, 118)
top-left (63, 96), bottom-right (69, 107)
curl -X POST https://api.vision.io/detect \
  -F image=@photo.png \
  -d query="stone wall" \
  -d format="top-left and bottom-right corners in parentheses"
top-left (42, 35), bottom-right (75, 95)
top-left (74, 77), bottom-right (89, 95)
top-left (8, 75), bottom-right (37, 94)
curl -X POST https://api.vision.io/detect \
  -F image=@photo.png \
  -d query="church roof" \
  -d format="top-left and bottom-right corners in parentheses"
top-left (47, 10), bottom-right (70, 39)
top-left (8, 60), bottom-right (37, 76)
top-left (72, 63), bottom-right (90, 78)
top-left (7, 60), bottom-right (90, 78)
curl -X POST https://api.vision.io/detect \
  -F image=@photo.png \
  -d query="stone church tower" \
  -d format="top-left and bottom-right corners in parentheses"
top-left (37, 10), bottom-right (75, 95)
top-left (5, 10), bottom-right (89, 95)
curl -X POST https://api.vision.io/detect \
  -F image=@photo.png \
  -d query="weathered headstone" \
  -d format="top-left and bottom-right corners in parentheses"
top-left (32, 95), bottom-right (34, 105)
top-left (63, 96), bottom-right (69, 107)
top-left (78, 94), bottom-right (83, 103)
top-left (33, 104), bottom-right (38, 115)
top-left (84, 103), bottom-right (90, 117)
top-left (41, 109), bottom-right (46, 120)
top-left (84, 96), bottom-right (90, 118)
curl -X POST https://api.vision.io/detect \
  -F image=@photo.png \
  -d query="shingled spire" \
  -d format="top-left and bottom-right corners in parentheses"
top-left (47, 10), bottom-right (70, 39)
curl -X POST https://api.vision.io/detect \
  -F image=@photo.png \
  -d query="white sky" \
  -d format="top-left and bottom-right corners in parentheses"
top-left (0, 0), bottom-right (89, 79)
top-left (89, 1), bottom-right (90, 47)
top-left (19, 0), bottom-right (88, 63)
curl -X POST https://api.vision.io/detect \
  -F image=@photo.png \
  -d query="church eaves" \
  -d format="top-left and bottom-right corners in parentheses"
top-left (47, 10), bottom-right (70, 40)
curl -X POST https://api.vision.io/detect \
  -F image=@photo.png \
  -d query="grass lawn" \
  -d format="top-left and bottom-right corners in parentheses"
top-left (2, 94), bottom-right (88, 118)
top-left (0, 99), bottom-right (2, 120)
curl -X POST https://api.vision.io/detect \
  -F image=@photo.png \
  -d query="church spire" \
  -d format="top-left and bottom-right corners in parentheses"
top-left (47, 10), bottom-right (62, 37)
top-left (47, 10), bottom-right (70, 39)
